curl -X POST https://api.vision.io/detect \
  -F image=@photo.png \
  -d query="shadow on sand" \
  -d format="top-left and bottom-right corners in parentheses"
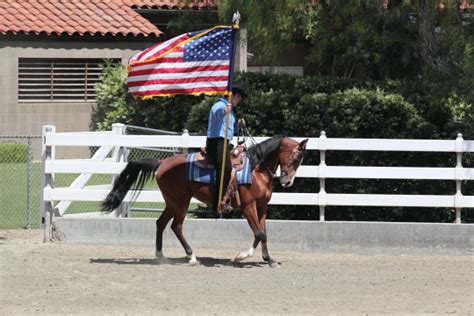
top-left (90, 256), bottom-right (268, 268)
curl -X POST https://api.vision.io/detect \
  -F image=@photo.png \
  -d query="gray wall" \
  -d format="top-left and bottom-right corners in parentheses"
top-left (53, 218), bottom-right (474, 255)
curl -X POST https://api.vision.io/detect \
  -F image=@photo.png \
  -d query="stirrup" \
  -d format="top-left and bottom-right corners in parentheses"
top-left (218, 201), bottom-right (233, 214)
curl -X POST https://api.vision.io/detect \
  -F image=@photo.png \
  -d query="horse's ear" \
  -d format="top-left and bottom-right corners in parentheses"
top-left (298, 139), bottom-right (309, 151)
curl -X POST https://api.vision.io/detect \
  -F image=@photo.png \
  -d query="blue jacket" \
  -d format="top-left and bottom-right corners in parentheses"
top-left (207, 98), bottom-right (237, 140)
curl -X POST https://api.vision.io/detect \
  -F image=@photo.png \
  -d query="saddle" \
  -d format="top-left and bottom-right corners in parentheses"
top-left (194, 145), bottom-right (249, 214)
top-left (196, 145), bottom-right (247, 172)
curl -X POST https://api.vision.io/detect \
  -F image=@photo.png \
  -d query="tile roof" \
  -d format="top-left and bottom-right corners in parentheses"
top-left (126, 0), bottom-right (218, 9)
top-left (0, 0), bottom-right (163, 37)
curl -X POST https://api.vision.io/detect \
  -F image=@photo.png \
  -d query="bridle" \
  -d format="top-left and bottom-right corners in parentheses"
top-left (265, 147), bottom-right (305, 180)
top-left (279, 147), bottom-right (305, 179)
top-left (238, 126), bottom-right (305, 180)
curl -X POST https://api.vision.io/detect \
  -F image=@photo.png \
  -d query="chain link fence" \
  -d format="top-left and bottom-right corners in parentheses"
top-left (1, 126), bottom-right (200, 229)
top-left (0, 135), bottom-right (41, 229)
top-left (121, 125), bottom-right (194, 217)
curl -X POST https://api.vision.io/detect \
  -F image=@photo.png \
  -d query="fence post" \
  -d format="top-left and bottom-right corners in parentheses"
top-left (181, 129), bottom-right (190, 154)
top-left (111, 123), bottom-right (128, 217)
top-left (454, 133), bottom-right (464, 224)
top-left (26, 136), bottom-right (33, 229)
top-left (40, 125), bottom-right (56, 242)
top-left (318, 131), bottom-right (327, 221)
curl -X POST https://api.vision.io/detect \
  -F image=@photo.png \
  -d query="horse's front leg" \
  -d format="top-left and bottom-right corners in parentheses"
top-left (234, 238), bottom-right (259, 262)
top-left (234, 203), bottom-right (278, 267)
top-left (234, 206), bottom-right (280, 267)
top-left (257, 206), bottom-right (280, 268)
top-left (259, 228), bottom-right (280, 268)
top-left (234, 202), bottom-right (261, 261)
top-left (234, 237), bottom-right (280, 268)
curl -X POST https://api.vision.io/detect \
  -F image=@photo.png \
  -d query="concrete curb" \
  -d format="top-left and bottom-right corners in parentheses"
top-left (52, 217), bottom-right (474, 255)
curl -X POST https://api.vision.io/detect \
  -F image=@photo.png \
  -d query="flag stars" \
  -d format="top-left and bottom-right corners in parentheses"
top-left (184, 28), bottom-right (233, 62)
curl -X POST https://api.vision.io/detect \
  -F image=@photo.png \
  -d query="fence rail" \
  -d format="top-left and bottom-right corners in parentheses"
top-left (40, 123), bottom-right (474, 235)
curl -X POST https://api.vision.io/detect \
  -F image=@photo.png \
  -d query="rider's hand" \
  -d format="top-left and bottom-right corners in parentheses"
top-left (238, 118), bottom-right (246, 128)
top-left (224, 103), bottom-right (232, 114)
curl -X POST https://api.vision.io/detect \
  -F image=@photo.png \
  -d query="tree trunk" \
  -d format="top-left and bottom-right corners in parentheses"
top-left (416, 0), bottom-right (453, 76)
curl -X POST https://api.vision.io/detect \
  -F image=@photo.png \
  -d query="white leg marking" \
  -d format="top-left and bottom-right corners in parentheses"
top-left (188, 254), bottom-right (199, 266)
top-left (155, 250), bottom-right (165, 258)
top-left (234, 247), bottom-right (255, 262)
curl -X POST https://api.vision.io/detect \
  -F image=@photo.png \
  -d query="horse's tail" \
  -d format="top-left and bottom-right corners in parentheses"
top-left (101, 158), bottom-right (160, 213)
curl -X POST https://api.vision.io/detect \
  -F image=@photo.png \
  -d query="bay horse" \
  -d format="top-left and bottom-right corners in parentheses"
top-left (101, 136), bottom-right (308, 267)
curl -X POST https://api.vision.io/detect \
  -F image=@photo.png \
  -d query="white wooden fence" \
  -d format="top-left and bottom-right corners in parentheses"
top-left (40, 123), bottom-right (474, 230)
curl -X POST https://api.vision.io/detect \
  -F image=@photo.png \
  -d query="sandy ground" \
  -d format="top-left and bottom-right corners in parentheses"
top-left (0, 229), bottom-right (473, 315)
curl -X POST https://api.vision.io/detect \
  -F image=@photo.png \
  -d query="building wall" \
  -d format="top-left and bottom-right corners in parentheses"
top-left (247, 41), bottom-right (309, 76)
top-left (0, 38), bottom-right (156, 136)
top-left (0, 34), bottom-right (300, 137)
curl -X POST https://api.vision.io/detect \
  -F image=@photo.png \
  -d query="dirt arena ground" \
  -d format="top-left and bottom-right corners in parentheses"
top-left (1, 229), bottom-right (473, 315)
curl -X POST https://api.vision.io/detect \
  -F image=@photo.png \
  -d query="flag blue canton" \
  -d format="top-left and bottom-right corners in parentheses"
top-left (184, 28), bottom-right (233, 62)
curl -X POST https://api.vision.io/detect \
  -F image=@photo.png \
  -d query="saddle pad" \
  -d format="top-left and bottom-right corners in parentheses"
top-left (186, 152), bottom-right (252, 184)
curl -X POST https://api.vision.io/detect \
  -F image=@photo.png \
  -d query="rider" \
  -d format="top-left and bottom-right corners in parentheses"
top-left (206, 85), bottom-right (246, 215)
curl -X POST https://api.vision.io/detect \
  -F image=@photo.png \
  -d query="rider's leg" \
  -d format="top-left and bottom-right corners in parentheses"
top-left (215, 138), bottom-right (232, 212)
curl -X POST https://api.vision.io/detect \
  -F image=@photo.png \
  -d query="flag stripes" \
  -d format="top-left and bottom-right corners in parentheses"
top-left (127, 26), bottom-right (234, 98)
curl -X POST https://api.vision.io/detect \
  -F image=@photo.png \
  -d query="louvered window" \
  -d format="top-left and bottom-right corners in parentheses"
top-left (18, 58), bottom-right (117, 102)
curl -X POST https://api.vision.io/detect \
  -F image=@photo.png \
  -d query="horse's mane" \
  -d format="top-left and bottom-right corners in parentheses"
top-left (247, 135), bottom-right (285, 168)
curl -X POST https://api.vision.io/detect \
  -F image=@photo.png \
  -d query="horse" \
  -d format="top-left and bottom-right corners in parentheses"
top-left (101, 135), bottom-right (308, 268)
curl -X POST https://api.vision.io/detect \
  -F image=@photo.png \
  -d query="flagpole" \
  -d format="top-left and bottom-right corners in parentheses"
top-left (217, 13), bottom-right (240, 213)
top-left (217, 95), bottom-right (231, 213)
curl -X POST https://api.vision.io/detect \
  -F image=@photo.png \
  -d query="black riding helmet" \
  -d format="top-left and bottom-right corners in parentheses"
top-left (231, 84), bottom-right (246, 97)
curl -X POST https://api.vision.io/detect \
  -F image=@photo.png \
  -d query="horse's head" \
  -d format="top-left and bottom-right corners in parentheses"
top-left (278, 138), bottom-right (308, 188)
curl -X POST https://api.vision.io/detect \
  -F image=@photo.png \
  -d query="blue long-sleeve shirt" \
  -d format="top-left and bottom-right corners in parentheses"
top-left (207, 98), bottom-right (237, 140)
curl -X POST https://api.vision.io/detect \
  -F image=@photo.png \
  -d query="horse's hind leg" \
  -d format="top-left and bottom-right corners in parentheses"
top-left (170, 203), bottom-right (198, 265)
top-left (156, 207), bottom-right (174, 259)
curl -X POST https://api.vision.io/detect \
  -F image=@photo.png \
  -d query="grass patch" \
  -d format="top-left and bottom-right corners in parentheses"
top-left (0, 163), bottom-right (41, 229)
top-left (1, 162), bottom-right (205, 229)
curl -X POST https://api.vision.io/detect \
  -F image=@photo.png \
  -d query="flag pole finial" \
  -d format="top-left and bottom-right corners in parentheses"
top-left (232, 11), bottom-right (241, 29)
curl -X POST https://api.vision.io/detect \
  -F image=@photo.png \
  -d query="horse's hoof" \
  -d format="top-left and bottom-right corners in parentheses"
top-left (269, 261), bottom-right (281, 268)
top-left (266, 259), bottom-right (281, 268)
top-left (154, 256), bottom-right (172, 264)
top-left (234, 252), bottom-right (250, 262)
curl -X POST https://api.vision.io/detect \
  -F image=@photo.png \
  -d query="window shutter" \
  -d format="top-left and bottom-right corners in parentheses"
top-left (18, 58), bottom-right (118, 102)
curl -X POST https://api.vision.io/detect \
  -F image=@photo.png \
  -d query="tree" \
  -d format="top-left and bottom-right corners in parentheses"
top-left (218, 0), bottom-right (472, 81)
top-left (303, 0), bottom-right (422, 79)
top-left (218, 0), bottom-right (307, 66)
top-left (416, 0), bottom-right (455, 77)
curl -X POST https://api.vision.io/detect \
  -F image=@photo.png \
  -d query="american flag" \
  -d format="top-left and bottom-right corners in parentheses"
top-left (127, 26), bottom-right (235, 99)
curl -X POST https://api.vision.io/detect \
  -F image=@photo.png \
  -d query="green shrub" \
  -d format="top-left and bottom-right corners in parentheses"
top-left (0, 143), bottom-right (28, 163)
top-left (92, 70), bottom-right (473, 222)
top-left (93, 61), bottom-right (207, 132)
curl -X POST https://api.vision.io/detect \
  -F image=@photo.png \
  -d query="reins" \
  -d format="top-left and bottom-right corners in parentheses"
top-left (237, 125), bottom-right (257, 148)
top-left (239, 127), bottom-right (283, 179)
